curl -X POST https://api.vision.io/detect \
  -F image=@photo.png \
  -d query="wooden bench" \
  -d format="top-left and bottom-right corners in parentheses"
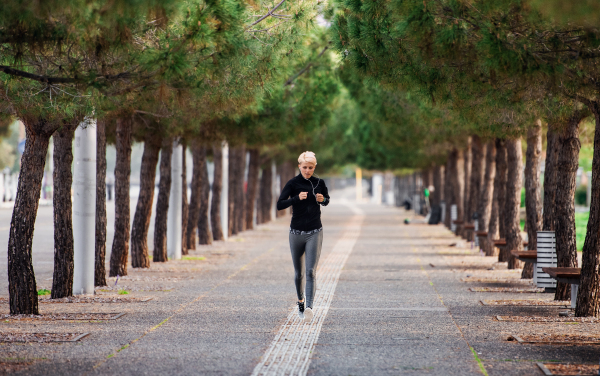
top-left (511, 250), bottom-right (537, 262)
top-left (475, 231), bottom-right (488, 237)
top-left (463, 224), bottom-right (475, 230)
top-left (493, 239), bottom-right (529, 250)
top-left (542, 267), bottom-right (581, 309)
top-left (511, 250), bottom-right (538, 280)
top-left (493, 239), bottom-right (506, 247)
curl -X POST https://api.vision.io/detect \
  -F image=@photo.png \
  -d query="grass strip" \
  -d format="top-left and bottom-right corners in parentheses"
top-left (470, 347), bottom-right (488, 376)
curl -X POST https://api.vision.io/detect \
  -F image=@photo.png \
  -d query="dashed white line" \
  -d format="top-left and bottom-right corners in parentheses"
top-left (252, 203), bottom-right (364, 376)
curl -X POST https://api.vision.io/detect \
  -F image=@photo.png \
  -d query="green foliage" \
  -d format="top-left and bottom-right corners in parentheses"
top-left (575, 186), bottom-right (587, 206)
top-left (37, 289), bottom-right (51, 296)
top-left (329, 0), bottom-right (600, 170)
top-left (118, 289), bottom-right (130, 295)
top-left (576, 212), bottom-right (589, 251)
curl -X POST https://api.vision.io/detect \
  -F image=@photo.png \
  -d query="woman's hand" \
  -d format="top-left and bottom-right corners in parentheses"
top-left (316, 194), bottom-right (324, 202)
top-left (299, 192), bottom-right (308, 200)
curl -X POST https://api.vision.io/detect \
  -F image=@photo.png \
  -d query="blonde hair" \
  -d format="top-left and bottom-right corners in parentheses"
top-left (298, 151), bottom-right (317, 165)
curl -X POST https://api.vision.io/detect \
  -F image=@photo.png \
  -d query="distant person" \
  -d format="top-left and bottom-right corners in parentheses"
top-left (277, 151), bottom-right (330, 322)
top-left (106, 175), bottom-right (114, 201)
top-left (423, 186), bottom-right (431, 214)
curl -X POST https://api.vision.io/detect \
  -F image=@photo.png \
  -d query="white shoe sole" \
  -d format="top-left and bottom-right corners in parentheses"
top-left (304, 307), bottom-right (314, 322)
top-left (298, 311), bottom-right (305, 320)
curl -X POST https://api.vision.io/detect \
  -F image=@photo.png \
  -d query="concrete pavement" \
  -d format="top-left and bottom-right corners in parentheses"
top-left (0, 188), bottom-right (597, 375)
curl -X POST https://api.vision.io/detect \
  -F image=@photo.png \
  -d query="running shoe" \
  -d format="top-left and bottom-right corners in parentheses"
top-left (304, 307), bottom-right (314, 322)
top-left (297, 301), bottom-right (305, 319)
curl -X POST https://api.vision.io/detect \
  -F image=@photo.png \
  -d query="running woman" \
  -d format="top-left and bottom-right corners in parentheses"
top-left (277, 151), bottom-right (330, 322)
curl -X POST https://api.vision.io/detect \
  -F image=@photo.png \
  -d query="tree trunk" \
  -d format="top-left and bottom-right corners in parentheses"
top-left (181, 143), bottom-right (189, 255)
top-left (503, 139), bottom-right (524, 269)
top-left (468, 136), bottom-right (485, 242)
top-left (153, 139), bottom-right (173, 262)
top-left (197, 146), bottom-right (212, 245)
top-left (553, 113), bottom-right (583, 300)
top-left (211, 144), bottom-right (224, 241)
top-left (449, 149), bottom-right (465, 235)
top-left (577, 103), bottom-right (600, 317)
top-left (463, 136), bottom-right (472, 232)
top-left (523, 121), bottom-right (543, 279)
top-left (479, 141), bottom-right (496, 256)
top-left (8, 118), bottom-right (61, 314)
top-left (95, 119), bottom-right (108, 287)
top-left (235, 145), bottom-right (246, 232)
top-left (542, 128), bottom-right (559, 231)
top-left (432, 165), bottom-right (444, 207)
top-left (277, 162), bottom-right (291, 217)
top-left (109, 117), bottom-right (133, 277)
top-left (496, 139), bottom-right (508, 240)
top-left (51, 122), bottom-right (77, 298)
top-left (488, 139), bottom-right (504, 257)
top-left (228, 147), bottom-right (238, 236)
top-left (130, 138), bottom-right (160, 268)
top-left (444, 156), bottom-right (453, 228)
top-left (259, 159), bottom-right (273, 224)
top-left (246, 149), bottom-right (260, 230)
top-left (187, 141), bottom-right (202, 249)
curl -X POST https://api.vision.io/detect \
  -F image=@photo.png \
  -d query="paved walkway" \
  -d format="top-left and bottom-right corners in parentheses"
top-left (0, 188), bottom-right (596, 375)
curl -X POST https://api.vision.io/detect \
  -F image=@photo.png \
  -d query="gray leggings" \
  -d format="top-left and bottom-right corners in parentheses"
top-left (289, 230), bottom-right (323, 308)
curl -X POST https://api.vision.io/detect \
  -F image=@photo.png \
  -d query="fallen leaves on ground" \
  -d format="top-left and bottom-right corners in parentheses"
top-left (0, 313), bottom-right (124, 321)
top-left (543, 363), bottom-right (599, 375)
top-left (511, 334), bottom-right (600, 344)
top-left (469, 287), bottom-right (545, 293)
top-left (483, 299), bottom-right (569, 306)
top-left (0, 333), bottom-right (86, 343)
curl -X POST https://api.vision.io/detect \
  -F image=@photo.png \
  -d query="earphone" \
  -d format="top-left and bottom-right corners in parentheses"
top-left (299, 168), bottom-right (320, 198)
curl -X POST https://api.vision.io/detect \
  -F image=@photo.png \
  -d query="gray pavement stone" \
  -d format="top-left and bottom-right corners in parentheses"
top-left (0, 188), bottom-right (597, 375)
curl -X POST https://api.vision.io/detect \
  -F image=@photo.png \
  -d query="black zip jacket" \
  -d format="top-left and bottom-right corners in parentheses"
top-left (277, 174), bottom-right (330, 231)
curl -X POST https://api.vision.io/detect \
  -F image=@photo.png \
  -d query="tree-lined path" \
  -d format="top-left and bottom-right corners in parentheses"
top-left (0, 187), bottom-right (595, 375)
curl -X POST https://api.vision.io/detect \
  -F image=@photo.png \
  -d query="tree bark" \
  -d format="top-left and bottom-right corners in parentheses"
top-left (211, 144), bottom-right (224, 241)
top-left (51, 122), bottom-right (77, 298)
top-left (246, 149), bottom-right (260, 230)
top-left (577, 102), bottom-right (600, 317)
top-left (444, 156), bottom-right (453, 228)
top-left (187, 141), bottom-right (202, 249)
top-left (542, 128), bottom-right (559, 232)
top-left (523, 121), bottom-right (543, 279)
top-left (130, 138), bottom-right (160, 268)
top-left (95, 119), bottom-right (107, 287)
top-left (432, 165), bottom-right (444, 207)
top-left (449, 149), bottom-right (465, 235)
top-left (181, 142), bottom-right (189, 255)
top-left (226, 145), bottom-right (246, 234)
top-left (503, 139), bottom-right (524, 269)
top-left (277, 162), bottom-right (291, 217)
top-left (8, 118), bottom-right (61, 314)
top-left (235, 145), bottom-right (246, 232)
top-left (488, 139), bottom-right (504, 257)
top-left (496, 139), bottom-right (508, 240)
top-left (463, 136), bottom-right (472, 232)
top-left (153, 139), bottom-right (173, 262)
top-left (468, 135), bottom-right (485, 241)
top-left (553, 113), bottom-right (583, 300)
top-left (197, 146), bottom-right (212, 245)
top-left (479, 141), bottom-right (496, 256)
top-left (259, 159), bottom-right (273, 224)
top-left (109, 117), bottom-right (133, 277)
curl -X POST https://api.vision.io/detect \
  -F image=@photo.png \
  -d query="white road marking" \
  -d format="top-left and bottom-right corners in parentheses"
top-left (252, 202), bottom-right (364, 376)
